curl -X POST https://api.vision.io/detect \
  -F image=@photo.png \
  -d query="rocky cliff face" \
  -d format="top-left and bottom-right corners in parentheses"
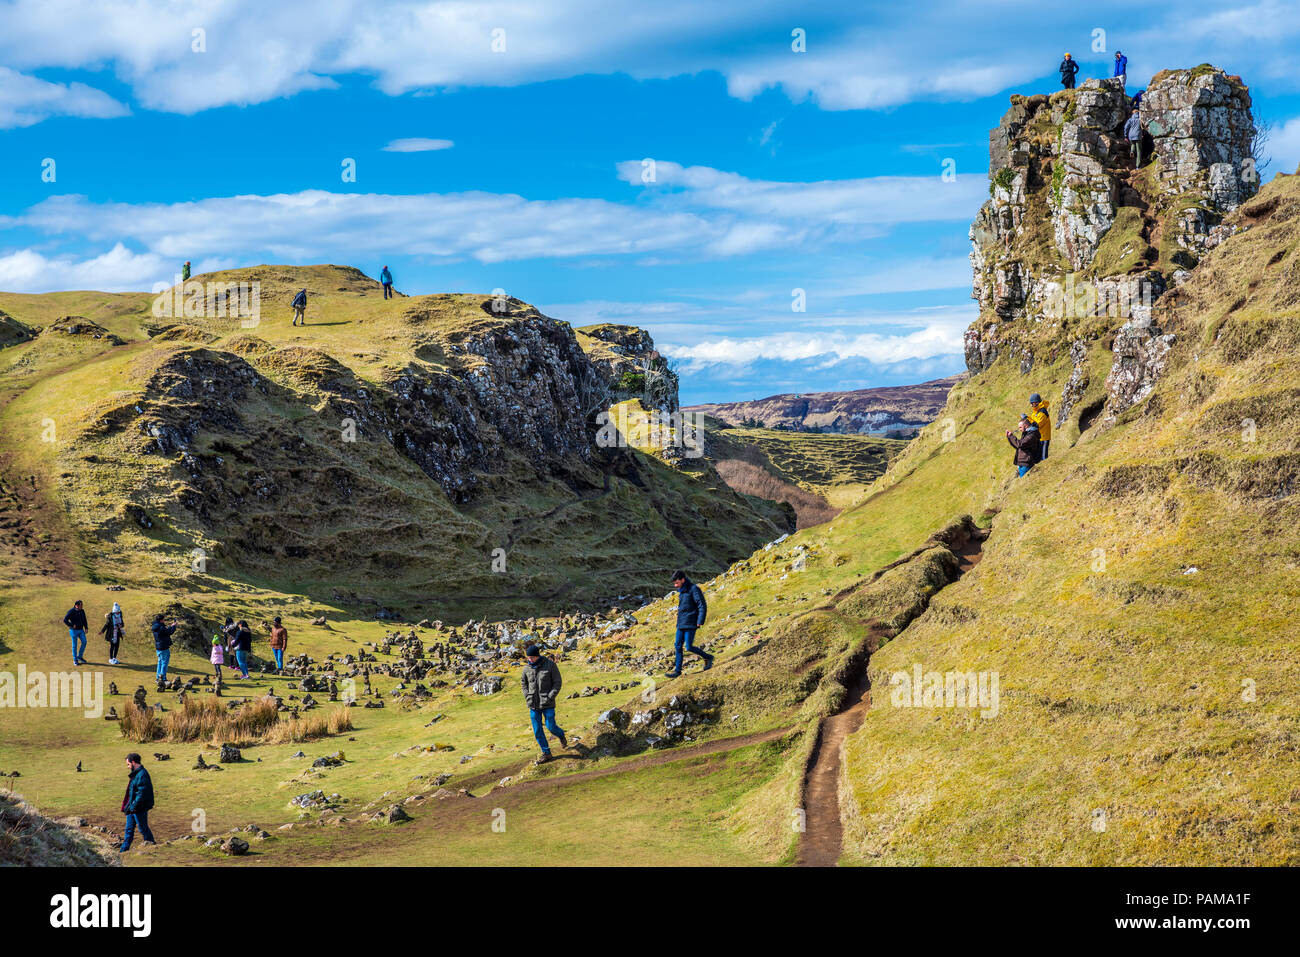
top-left (967, 65), bottom-right (1257, 423)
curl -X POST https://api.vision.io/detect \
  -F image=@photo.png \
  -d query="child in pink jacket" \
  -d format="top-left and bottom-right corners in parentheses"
top-left (210, 633), bottom-right (225, 681)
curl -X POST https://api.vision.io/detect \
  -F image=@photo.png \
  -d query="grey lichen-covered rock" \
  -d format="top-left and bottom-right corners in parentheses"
top-left (1102, 316), bottom-right (1176, 420)
top-left (1051, 78), bottom-right (1129, 271)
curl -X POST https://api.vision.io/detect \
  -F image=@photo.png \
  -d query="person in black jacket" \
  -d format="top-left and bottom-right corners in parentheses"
top-left (666, 570), bottom-right (713, 678)
top-left (291, 288), bottom-right (308, 326)
top-left (1006, 417), bottom-right (1043, 477)
top-left (151, 614), bottom-right (177, 682)
top-left (63, 600), bottom-right (89, 665)
top-left (1059, 52), bottom-right (1079, 89)
top-left (119, 752), bottom-right (156, 851)
top-left (233, 620), bottom-right (254, 678)
top-left (521, 645), bottom-right (567, 763)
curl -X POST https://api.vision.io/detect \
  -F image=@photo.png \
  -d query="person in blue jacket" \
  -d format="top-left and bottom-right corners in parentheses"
top-left (1114, 50), bottom-right (1128, 83)
top-left (665, 570), bottom-right (713, 678)
top-left (119, 753), bottom-right (156, 851)
top-left (380, 265), bottom-right (393, 300)
top-left (1059, 53), bottom-right (1079, 89)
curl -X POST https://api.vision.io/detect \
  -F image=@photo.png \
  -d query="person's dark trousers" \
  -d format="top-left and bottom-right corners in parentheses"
top-left (1063, 78), bottom-right (1075, 89)
top-left (674, 627), bottom-right (713, 673)
top-left (1041, 440), bottom-right (1050, 460)
top-left (120, 809), bottom-right (155, 850)
top-left (383, 282), bottom-right (393, 299)
top-left (529, 708), bottom-right (565, 754)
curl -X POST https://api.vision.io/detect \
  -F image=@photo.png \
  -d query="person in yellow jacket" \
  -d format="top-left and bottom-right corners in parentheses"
top-left (1027, 392), bottom-right (1051, 458)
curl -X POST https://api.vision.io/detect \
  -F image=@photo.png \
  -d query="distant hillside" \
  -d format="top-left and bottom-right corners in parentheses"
top-left (684, 376), bottom-right (960, 436)
top-left (0, 265), bottom-right (790, 618)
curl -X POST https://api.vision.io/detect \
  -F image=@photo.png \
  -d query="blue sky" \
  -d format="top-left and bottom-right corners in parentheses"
top-left (2, 1), bottom-right (1299, 404)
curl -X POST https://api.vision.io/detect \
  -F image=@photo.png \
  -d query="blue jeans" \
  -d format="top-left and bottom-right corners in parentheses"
top-left (69, 629), bottom-right (87, 661)
top-left (383, 282), bottom-right (393, 299)
top-left (120, 809), bottom-right (155, 850)
top-left (673, 627), bottom-right (712, 673)
top-left (236, 649), bottom-right (249, 675)
top-left (155, 648), bottom-right (170, 679)
top-left (273, 648), bottom-right (284, 670)
top-left (529, 708), bottom-right (564, 754)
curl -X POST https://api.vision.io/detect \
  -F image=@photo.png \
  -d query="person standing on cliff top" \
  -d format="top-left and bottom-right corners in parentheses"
top-left (380, 265), bottom-right (393, 300)
top-left (1059, 53), bottom-right (1079, 90)
top-left (1114, 51), bottom-right (1128, 85)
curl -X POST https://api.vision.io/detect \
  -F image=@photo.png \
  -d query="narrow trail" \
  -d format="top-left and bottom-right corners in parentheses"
top-left (797, 525), bottom-right (987, 867)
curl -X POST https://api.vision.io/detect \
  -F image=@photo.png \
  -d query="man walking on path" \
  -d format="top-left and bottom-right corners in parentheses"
top-left (1059, 53), bottom-right (1079, 89)
top-left (1007, 416), bottom-right (1042, 478)
top-left (291, 288), bottom-right (308, 326)
top-left (151, 614), bottom-right (176, 681)
top-left (1113, 51), bottom-right (1127, 84)
top-left (1027, 393), bottom-right (1052, 459)
top-left (119, 753), bottom-right (156, 852)
top-left (521, 644), bottom-right (567, 763)
top-left (269, 617), bottom-right (288, 672)
top-left (665, 570), bottom-right (712, 678)
top-left (380, 265), bottom-right (393, 299)
top-left (1124, 108), bottom-right (1144, 167)
top-left (64, 600), bottom-right (89, 665)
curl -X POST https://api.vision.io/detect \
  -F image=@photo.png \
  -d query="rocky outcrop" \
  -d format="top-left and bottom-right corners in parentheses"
top-left (685, 377), bottom-right (958, 434)
top-left (579, 323), bottom-right (679, 412)
top-left (967, 65), bottom-right (1256, 416)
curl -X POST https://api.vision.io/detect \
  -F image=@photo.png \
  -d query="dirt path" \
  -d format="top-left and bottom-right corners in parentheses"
top-left (797, 526), bottom-right (988, 866)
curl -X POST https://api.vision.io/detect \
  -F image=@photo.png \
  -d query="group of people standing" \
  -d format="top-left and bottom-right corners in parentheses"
top-left (1006, 392), bottom-right (1053, 478)
top-left (1058, 50), bottom-right (1148, 168)
top-left (59, 602), bottom-right (288, 683)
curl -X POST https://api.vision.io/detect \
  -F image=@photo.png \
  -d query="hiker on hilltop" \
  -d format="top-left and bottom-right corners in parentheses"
top-left (521, 644), bottom-right (567, 764)
top-left (269, 616), bottom-right (289, 673)
top-left (380, 265), bottom-right (393, 300)
top-left (98, 602), bottom-right (125, 665)
top-left (181, 261), bottom-right (191, 282)
top-left (233, 620), bottom-right (253, 678)
top-left (1027, 392), bottom-right (1052, 459)
top-left (1006, 416), bottom-right (1042, 478)
top-left (291, 288), bottom-right (308, 326)
top-left (119, 752), bottom-right (156, 852)
top-left (63, 600), bottom-right (89, 666)
top-left (1125, 109), bottom-right (1144, 167)
top-left (151, 614), bottom-right (177, 681)
top-left (666, 570), bottom-right (713, 678)
top-left (1059, 53), bottom-right (1079, 90)
top-left (1113, 50), bottom-right (1127, 85)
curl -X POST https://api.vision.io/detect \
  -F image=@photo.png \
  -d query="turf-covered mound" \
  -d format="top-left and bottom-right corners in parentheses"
top-left (0, 790), bottom-right (118, 866)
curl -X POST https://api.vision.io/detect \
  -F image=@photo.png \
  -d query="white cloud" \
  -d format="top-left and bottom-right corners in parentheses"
top-left (0, 66), bottom-right (128, 129)
top-left (5, 1), bottom-right (1300, 121)
top-left (618, 161), bottom-right (986, 226)
top-left (382, 137), bottom-right (454, 152)
top-left (1266, 116), bottom-right (1300, 177)
top-left (0, 243), bottom-right (167, 292)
